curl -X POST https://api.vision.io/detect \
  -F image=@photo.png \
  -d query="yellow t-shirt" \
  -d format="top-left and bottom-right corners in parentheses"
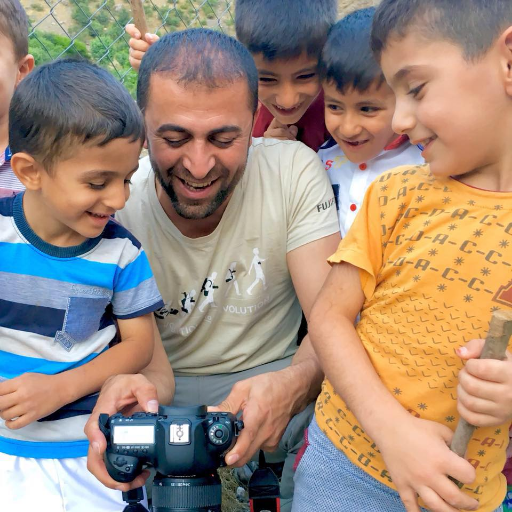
top-left (316, 164), bottom-right (512, 512)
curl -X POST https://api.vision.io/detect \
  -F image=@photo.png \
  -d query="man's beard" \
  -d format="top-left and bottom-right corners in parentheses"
top-left (151, 158), bottom-right (246, 220)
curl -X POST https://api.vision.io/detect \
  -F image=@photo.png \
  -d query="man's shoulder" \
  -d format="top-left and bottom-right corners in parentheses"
top-left (249, 137), bottom-right (320, 172)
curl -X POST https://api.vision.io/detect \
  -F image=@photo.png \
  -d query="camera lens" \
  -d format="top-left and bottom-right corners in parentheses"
top-left (152, 472), bottom-right (222, 512)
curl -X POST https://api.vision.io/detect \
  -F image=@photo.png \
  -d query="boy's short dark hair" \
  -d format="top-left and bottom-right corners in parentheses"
top-left (9, 59), bottom-right (144, 171)
top-left (319, 7), bottom-right (385, 94)
top-left (0, 0), bottom-right (29, 61)
top-left (235, 0), bottom-right (338, 61)
top-left (138, 28), bottom-right (258, 114)
top-left (372, 0), bottom-right (512, 61)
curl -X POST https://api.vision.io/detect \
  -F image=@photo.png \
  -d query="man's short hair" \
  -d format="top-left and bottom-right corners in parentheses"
top-left (319, 7), bottom-right (385, 94)
top-left (372, 0), bottom-right (512, 61)
top-left (9, 59), bottom-right (144, 171)
top-left (235, 0), bottom-right (337, 61)
top-left (0, 0), bottom-right (29, 61)
top-left (137, 28), bottom-right (258, 114)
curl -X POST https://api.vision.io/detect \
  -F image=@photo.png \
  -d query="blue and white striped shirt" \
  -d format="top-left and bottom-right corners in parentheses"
top-left (0, 193), bottom-right (164, 458)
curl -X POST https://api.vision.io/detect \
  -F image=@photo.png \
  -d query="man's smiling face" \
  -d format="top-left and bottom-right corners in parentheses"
top-left (144, 74), bottom-right (255, 221)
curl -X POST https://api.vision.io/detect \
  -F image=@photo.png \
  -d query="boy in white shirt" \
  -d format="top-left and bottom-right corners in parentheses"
top-left (317, 7), bottom-right (423, 237)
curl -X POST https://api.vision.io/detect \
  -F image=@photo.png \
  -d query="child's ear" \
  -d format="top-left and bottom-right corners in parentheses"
top-left (11, 153), bottom-right (44, 190)
top-left (501, 26), bottom-right (512, 96)
top-left (16, 54), bottom-right (35, 86)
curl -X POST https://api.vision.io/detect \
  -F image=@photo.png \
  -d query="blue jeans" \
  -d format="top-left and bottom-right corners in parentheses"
top-left (292, 416), bottom-right (503, 512)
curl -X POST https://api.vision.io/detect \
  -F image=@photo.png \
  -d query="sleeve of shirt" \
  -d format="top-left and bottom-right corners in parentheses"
top-left (327, 167), bottom-right (409, 299)
top-left (111, 241), bottom-right (164, 319)
top-left (286, 142), bottom-right (340, 253)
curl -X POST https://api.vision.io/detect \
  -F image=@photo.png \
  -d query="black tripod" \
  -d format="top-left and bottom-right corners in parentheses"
top-left (122, 488), bottom-right (149, 512)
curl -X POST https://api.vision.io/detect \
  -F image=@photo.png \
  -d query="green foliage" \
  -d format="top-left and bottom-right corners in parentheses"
top-left (27, 0), bottom-right (235, 99)
top-left (29, 32), bottom-right (91, 65)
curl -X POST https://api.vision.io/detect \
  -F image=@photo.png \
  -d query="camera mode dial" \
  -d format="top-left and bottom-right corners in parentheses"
top-left (208, 423), bottom-right (230, 445)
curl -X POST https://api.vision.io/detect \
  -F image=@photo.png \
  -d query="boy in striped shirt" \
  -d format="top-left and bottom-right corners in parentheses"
top-left (0, 59), bottom-right (165, 511)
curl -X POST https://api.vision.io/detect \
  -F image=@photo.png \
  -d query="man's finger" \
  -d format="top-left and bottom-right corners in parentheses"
top-left (289, 125), bottom-right (298, 137)
top-left (224, 402), bottom-right (262, 466)
top-left (208, 385), bottom-right (247, 415)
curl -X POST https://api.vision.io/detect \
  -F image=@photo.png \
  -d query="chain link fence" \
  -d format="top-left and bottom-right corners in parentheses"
top-left (22, 0), bottom-right (235, 96)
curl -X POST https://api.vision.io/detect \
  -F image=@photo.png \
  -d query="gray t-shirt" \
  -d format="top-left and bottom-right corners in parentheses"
top-left (117, 138), bottom-right (339, 375)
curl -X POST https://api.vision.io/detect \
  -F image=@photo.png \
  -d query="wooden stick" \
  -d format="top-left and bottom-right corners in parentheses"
top-left (129, 0), bottom-right (149, 37)
top-left (449, 309), bottom-right (512, 484)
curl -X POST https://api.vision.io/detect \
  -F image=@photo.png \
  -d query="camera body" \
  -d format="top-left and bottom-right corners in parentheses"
top-left (100, 405), bottom-right (243, 483)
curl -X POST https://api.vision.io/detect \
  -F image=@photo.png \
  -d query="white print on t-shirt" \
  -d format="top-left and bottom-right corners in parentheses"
top-left (199, 272), bottom-right (219, 312)
top-left (225, 262), bottom-right (241, 297)
top-left (181, 289), bottom-right (196, 314)
top-left (246, 248), bottom-right (267, 295)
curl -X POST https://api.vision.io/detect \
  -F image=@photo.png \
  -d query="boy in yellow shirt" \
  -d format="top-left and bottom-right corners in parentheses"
top-left (292, 1), bottom-right (512, 511)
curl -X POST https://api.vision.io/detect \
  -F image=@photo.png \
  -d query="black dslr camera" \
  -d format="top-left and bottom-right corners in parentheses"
top-left (99, 405), bottom-right (243, 512)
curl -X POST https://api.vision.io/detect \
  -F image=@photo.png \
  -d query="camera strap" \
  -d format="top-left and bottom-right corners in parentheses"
top-left (248, 451), bottom-right (280, 512)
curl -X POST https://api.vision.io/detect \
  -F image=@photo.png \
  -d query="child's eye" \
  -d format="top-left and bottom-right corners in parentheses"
top-left (407, 83), bottom-right (426, 98)
top-left (297, 73), bottom-right (316, 81)
top-left (89, 183), bottom-right (105, 190)
top-left (361, 106), bottom-right (380, 114)
top-left (326, 104), bottom-right (341, 112)
top-left (259, 77), bottom-right (277, 84)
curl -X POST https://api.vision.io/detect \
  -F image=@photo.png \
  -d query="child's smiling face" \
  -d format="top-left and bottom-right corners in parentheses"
top-left (323, 79), bottom-right (397, 164)
top-left (381, 31), bottom-right (512, 184)
top-left (253, 52), bottom-right (321, 126)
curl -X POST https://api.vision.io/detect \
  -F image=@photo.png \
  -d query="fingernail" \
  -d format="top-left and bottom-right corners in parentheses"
top-left (226, 454), bottom-right (240, 465)
top-left (458, 347), bottom-right (468, 357)
top-left (147, 400), bottom-right (159, 413)
top-left (92, 442), bottom-right (101, 455)
top-left (115, 485), bottom-right (125, 491)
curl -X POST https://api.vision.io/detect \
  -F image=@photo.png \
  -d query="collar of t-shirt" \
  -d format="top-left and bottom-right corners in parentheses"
top-left (252, 91), bottom-right (329, 152)
top-left (0, 146), bottom-right (11, 167)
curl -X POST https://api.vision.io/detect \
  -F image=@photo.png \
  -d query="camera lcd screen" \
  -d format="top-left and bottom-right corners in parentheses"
top-left (113, 425), bottom-right (155, 445)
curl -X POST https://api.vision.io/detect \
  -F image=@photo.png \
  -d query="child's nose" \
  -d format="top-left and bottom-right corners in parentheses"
top-left (340, 112), bottom-right (363, 138)
top-left (276, 83), bottom-right (300, 108)
top-left (105, 183), bottom-right (129, 212)
top-left (392, 99), bottom-right (415, 135)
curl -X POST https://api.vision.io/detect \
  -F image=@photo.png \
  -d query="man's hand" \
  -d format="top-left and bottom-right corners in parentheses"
top-left (378, 415), bottom-right (479, 512)
top-left (0, 373), bottom-right (69, 429)
top-left (263, 118), bottom-right (299, 141)
top-left (84, 374), bottom-right (159, 491)
top-left (456, 339), bottom-right (512, 427)
top-left (209, 370), bottom-right (297, 467)
top-left (126, 23), bottom-right (159, 71)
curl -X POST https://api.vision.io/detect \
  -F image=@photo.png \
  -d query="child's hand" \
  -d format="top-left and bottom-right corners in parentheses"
top-left (125, 24), bottom-right (159, 71)
top-left (0, 373), bottom-right (69, 429)
top-left (378, 414), bottom-right (478, 512)
top-left (457, 339), bottom-right (512, 427)
top-left (264, 118), bottom-right (299, 141)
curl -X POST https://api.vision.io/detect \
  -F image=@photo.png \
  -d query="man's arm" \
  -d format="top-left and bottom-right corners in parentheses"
top-left (211, 233), bottom-right (340, 467)
top-left (85, 316), bottom-right (174, 491)
top-left (310, 262), bottom-right (479, 512)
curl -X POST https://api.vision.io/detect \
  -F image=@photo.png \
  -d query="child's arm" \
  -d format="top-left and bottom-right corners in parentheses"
top-left (126, 23), bottom-right (159, 71)
top-left (0, 312), bottom-right (155, 430)
top-left (457, 339), bottom-right (512, 427)
top-left (309, 262), bottom-right (479, 512)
